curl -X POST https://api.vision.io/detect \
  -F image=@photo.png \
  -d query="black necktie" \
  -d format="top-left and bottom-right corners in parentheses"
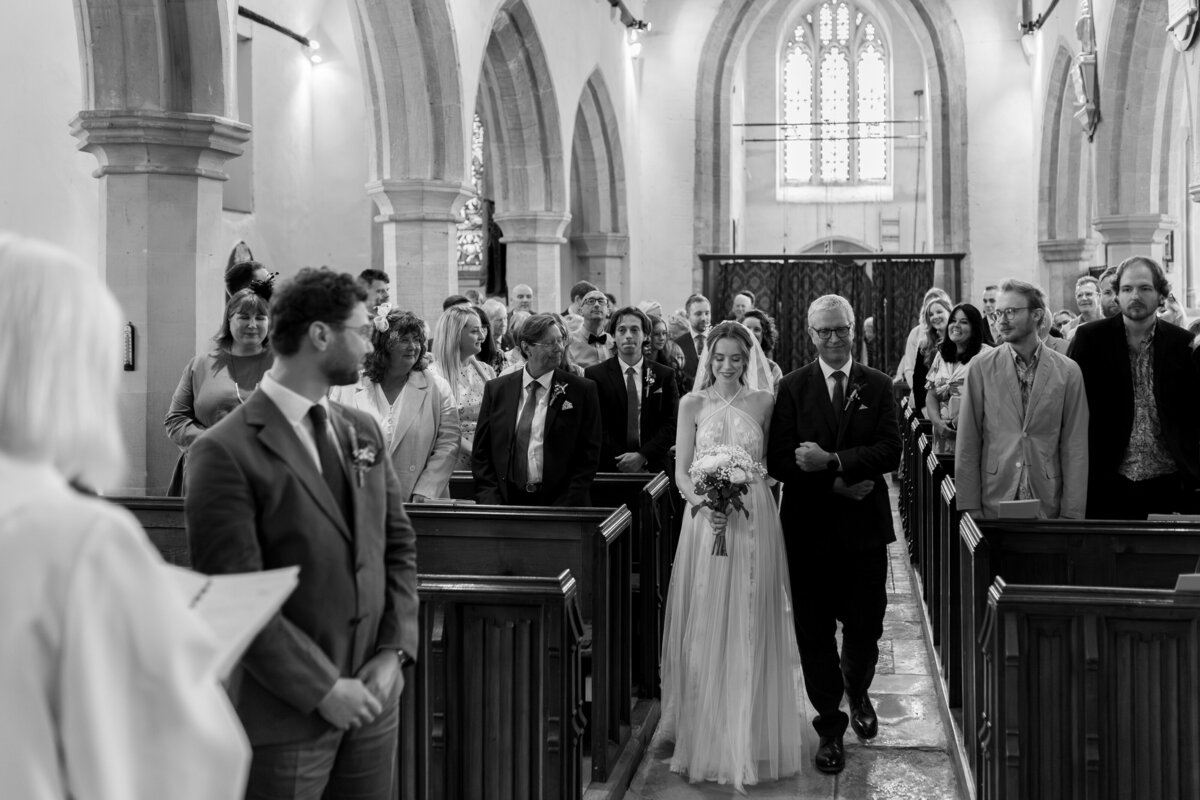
top-left (831, 370), bottom-right (846, 425)
top-left (512, 382), bottom-right (541, 486)
top-left (307, 404), bottom-right (351, 522)
top-left (695, 334), bottom-right (705, 355)
top-left (625, 367), bottom-right (640, 450)
top-left (589, 333), bottom-right (608, 345)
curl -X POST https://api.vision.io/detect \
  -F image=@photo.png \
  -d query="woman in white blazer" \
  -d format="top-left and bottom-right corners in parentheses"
top-left (332, 308), bottom-right (461, 501)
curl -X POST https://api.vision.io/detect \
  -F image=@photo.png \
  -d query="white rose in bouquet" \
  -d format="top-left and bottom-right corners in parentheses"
top-left (728, 467), bottom-right (748, 484)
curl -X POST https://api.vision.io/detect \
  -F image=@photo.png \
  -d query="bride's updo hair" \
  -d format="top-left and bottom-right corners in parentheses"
top-left (698, 321), bottom-right (755, 390)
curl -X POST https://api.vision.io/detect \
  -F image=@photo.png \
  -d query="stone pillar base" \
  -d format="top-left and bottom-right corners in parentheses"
top-left (1038, 237), bottom-right (1101, 310)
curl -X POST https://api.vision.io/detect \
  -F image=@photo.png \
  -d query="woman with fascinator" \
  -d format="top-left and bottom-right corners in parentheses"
top-left (164, 284), bottom-right (274, 494)
top-left (659, 320), bottom-right (803, 790)
top-left (330, 308), bottom-right (461, 501)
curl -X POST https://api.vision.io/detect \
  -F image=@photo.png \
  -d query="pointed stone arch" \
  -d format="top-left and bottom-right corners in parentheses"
top-left (694, 0), bottom-right (969, 291)
top-left (569, 68), bottom-right (629, 299)
top-left (1038, 44), bottom-right (1098, 306)
top-left (476, 0), bottom-right (569, 306)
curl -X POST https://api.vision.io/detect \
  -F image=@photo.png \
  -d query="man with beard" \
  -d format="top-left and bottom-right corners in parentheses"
top-left (1069, 256), bottom-right (1200, 518)
top-left (957, 278), bottom-right (1089, 519)
top-left (1063, 275), bottom-right (1104, 339)
top-left (186, 268), bottom-right (419, 799)
top-left (1097, 266), bottom-right (1121, 318)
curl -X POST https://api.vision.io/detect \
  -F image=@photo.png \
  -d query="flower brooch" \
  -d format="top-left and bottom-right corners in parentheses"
top-left (350, 426), bottom-right (380, 487)
top-left (550, 381), bottom-right (572, 410)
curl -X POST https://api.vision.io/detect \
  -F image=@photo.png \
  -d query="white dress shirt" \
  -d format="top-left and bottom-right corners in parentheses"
top-left (568, 325), bottom-right (614, 369)
top-left (516, 369), bottom-right (555, 484)
top-left (817, 356), bottom-right (854, 404)
top-left (260, 371), bottom-right (338, 474)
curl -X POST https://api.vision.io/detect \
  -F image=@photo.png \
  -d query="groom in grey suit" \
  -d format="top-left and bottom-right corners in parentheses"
top-left (767, 294), bottom-right (901, 775)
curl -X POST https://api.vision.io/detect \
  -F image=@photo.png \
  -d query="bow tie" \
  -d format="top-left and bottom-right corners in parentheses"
top-left (588, 333), bottom-right (608, 345)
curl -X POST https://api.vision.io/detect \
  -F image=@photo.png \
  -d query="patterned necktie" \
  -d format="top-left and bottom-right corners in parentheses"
top-left (307, 404), bottom-right (350, 521)
top-left (831, 370), bottom-right (846, 425)
top-left (512, 382), bottom-right (541, 486)
top-left (695, 334), bottom-right (705, 355)
top-left (625, 366), bottom-right (640, 450)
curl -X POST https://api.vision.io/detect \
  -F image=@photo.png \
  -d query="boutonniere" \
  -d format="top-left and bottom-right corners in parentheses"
top-left (844, 381), bottom-right (868, 413)
top-left (643, 368), bottom-right (657, 396)
top-left (349, 426), bottom-right (380, 488)
top-left (550, 381), bottom-right (568, 408)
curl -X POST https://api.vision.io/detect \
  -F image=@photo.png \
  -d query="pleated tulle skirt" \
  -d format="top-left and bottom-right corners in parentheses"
top-left (659, 480), bottom-right (803, 790)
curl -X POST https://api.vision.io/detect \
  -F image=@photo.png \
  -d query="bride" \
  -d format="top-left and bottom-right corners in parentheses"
top-left (659, 321), bottom-right (803, 789)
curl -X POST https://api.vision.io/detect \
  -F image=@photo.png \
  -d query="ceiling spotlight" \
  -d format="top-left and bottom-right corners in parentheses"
top-left (307, 39), bottom-right (321, 51)
top-left (310, 53), bottom-right (323, 64)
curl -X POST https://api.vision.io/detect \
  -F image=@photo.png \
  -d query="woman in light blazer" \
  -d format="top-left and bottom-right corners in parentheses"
top-left (332, 309), bottom-right (461, 501)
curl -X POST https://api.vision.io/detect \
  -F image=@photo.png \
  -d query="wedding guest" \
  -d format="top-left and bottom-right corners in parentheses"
top-left (1158, 293), bottom-right (1189, 328)
top-left (911, 297), bottom-right (952, 416)
top-left (1040, 307), bottom-right (1070, 354)
top-left (1053, 309), bottom-right (1075, 330)
top-left (472, 313), bottom-right (601, 506)
top-left (1098, 266), bottom-right (1120, 318)
top-left (509, 283), bottom-right (535, 313)
top-left (924, 303), bottom-right (990, 454)
top-left (667, 308), bottom-right (690, 340)
top-left (226, 259), bottom-right (274, 299)
top-left (358, 268), bottom-right (390, 317)
top-left (186, 268), bottom-right (418, 798)
top-left (165, 286), bottom-right (274, 495)
top-left (900, 288), bottom-right (952, 392)
top-left (957, 279), bottom-right (1089, 519)
top-left (637, 299), bottom-right (664, 320)
top-left (463, 288), bottom-right (483, 306)
top-left (473, 304), bottom-right (506, 375)
top-left (675, 293), bottom-right (712, 387)
top-left (584, 306), bottom-right (679, 473)
top-left (1069, 256), bottom-right (1200, 518)
top-left (0, 232), bottom-right (249, 800)
top-left (564, 280), bottom-right (598, 320)
top-left (860, 316), bottom-right (877, 367)
top-left (742, 309), bottom-right (785, 392)
top-left (442, 294), bottom-right (470, 310)
top-left (567, 289), bottom-right (614, 368)
top-left (330, 309), bottom-right (461, 502)
top-left (728, 290), bottom-right (755, 321)
top-left (981, 284), bottom-right (999, 344)
top-left (431, 304), bottom-right (496, 469)
top-left (503, 310), bottom-right (533, 371)
top-left (1063, 275), bottom-right (1103, 339)
top-left (482, 297), bottom-right (509, 354)
top-left (647, 313), bottom-right (688, 391)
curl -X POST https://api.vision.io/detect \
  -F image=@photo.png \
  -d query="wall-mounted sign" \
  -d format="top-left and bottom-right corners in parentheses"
top-left (1168, 0), bottom-right (1199, 52)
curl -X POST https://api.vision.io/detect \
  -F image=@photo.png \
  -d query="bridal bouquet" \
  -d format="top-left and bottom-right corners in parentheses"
top-left (689, 444), bottom-right (766, 556)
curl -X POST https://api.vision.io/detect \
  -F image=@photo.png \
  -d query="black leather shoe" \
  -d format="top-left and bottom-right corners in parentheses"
top-left (849, 693), bottom-right (878, 739)
top-left (815, 735), bottom-right (845, 774)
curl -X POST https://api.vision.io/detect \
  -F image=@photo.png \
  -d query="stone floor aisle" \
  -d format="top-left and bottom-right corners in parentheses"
top-left (625, 479), bottom-right (965, 799)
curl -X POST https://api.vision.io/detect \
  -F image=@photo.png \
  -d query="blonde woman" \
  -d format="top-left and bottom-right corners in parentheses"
top-left (0, 233), bottom-right (249, 799)
top-left (431, 304), bottom-right (496, 468)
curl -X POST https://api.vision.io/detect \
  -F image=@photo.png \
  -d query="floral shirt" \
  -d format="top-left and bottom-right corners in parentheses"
top-left (1118, 326), bottom-right (1178, 481)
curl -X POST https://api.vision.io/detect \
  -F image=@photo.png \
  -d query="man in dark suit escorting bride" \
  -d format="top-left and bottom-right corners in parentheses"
top-left (767, 294), bottom-right (902, 775)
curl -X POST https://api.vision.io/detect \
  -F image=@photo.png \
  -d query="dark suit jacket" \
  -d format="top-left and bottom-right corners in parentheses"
top-left (675, 332), bottom-right (702, 389)
top-left (472, 368), bottom-right (602, 505)
top-left (185, 391), bottom-right (419, 746)
top-left (1067, 315), bottom-right (1200, 510)
top-left (767, 361), bottom-right (901, 553)
top-left (583, 357), bottom-right (679, 472)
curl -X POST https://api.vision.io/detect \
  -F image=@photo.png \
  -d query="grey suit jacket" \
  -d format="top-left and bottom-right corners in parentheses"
top-left (955, 343), bottom-right (1089, 519)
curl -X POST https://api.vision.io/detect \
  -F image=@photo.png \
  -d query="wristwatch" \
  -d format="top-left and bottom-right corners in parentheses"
top-left (826, 455), bottom-right (839, 472)
top-left (395, 649), bottom-right (415, 668)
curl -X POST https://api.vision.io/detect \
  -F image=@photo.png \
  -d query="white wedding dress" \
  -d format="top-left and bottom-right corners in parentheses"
top-left (659, 386), bottom-right (804, 789)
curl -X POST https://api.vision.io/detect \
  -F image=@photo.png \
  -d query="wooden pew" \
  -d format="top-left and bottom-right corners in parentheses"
top-left (958, 514), bottom-right (1200, 788)
top-left (400, 572), bottom-right (586, 800)
top-left (979, 579), bottom-right (1200, 800)
top-left (118, 497), bottom-right (191, 566)
top-left (936, 474), bottom-right (963, 707)
top-left (919, 449), bottom-right (951, 645)
top-left (447, 470), bottom-right (673, 700)
top-left (406, 503), bottom-right (634, 784)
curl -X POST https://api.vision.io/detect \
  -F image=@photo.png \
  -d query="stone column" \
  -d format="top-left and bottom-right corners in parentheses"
top-left (1092, 213), bottom-right (1176, 266)
top-left (1038, 237), bottom-right (1101, 310)
top-left (71, 109), bottom-right (250, 495)
top-left (571, 232), bottom-right (630, 301)
top-left (367, 179), bottom-right (474, 324)
top-left (495, 211), bottom-right (572, 313)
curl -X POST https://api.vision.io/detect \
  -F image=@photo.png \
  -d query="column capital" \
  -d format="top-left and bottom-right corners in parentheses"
top-left (495, 211), bottom-right (571, 244)
top-left (1037, 237), bottom-right (1100, 263)
top-left (1091, 214), bottom-right (1176, 245)
top-left (571, 232), bottom-right (630, 259)
top-left (366, 179), bottom-right (475, 223)
top-left (70, 109), bottom-right (250, 180)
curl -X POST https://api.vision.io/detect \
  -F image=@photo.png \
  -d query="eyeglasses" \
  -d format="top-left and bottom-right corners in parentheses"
top-left (810, 326), bottom-right (851, 341)
top-left (332, 322), bottom-right (375, 341)
top-left (529, 339), bottom-right (565, 351)
top-left (582, 298), bottom-right (608, 307)
top-left (995, 307), bottom-right (1031, 321)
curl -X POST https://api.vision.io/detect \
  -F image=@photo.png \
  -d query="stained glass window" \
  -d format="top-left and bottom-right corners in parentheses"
top-left (779, 2), bottom-right (889, 186)
top-left (456, 114), bottom-right (486, 273)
